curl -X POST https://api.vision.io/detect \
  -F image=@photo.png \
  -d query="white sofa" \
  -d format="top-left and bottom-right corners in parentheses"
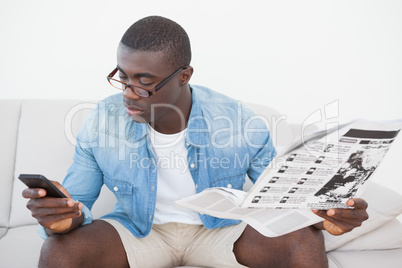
top-left (1, 99), bottom-right (402, 268)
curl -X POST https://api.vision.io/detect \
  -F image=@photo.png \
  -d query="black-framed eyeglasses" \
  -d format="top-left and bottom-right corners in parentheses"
top-left (107, 66), bottom-right (188, 98)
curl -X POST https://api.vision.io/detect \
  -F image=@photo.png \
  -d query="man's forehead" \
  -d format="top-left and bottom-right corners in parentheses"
top-left (117, 45), bottom-right (169, 74)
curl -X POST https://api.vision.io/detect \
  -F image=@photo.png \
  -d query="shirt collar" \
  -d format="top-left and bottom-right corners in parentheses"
top-left (185, 86), bottom-right (210, 147)
top-left (124, 85), bottom-right (210, 146)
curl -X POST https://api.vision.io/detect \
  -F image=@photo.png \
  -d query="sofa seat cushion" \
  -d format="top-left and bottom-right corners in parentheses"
top-left (324, 181), bottom-right (402, 251)
top-left (0, 228), bottom-right (7, 239)
top-left (327, 248), bottom-right (402, 268)
top-left (335, 218), bottom-right (402, 251)
top-left (0, 225), bottom-right (43, 267)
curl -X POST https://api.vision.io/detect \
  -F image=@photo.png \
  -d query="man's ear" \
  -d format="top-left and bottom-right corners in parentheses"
top-left (180, 66), bottom-right (194, 85)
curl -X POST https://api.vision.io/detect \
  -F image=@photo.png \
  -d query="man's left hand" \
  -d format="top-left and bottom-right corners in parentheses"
top-left (312, 198), bottom-right (369, 236)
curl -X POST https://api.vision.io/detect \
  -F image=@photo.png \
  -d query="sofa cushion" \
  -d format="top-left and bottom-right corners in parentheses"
top-left (324, 181), bottom-right (402, 251)
top-left (244, 102), bottom-right (297, 151)
top-left (327, 248), bottom-right (402, 268)
top-left (0, 228), bottom-right (7, 239)
top-left (336, 218), bottom-right (402, 251)
top-left (10, 100), bottom-right (95, 227)
top-left (0, 100), bottom-right (22, 227)
top-left (0, 225), bottom-right (44, 267)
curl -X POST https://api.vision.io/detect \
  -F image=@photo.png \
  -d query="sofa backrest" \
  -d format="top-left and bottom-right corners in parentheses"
top-left (0, 99), bottom-right (297, 229)
top-left (1, 100), bottom-right (93, 227)
top-left (0, 100), bottom-right (22, 229)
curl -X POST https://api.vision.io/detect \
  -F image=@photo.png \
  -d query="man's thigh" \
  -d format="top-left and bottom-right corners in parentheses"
top-left (40, 219), bottom-right (129, 268)
top-left (102, 219), bottom-right (181, 268)
top-left (183, 222), bottom-right (248, 268)
top-left (104, 219), bottom-right (248, 268)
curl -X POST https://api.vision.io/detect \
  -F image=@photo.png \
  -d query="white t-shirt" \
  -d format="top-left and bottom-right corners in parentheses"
top-left (147, 125), bottom-right (202, 225)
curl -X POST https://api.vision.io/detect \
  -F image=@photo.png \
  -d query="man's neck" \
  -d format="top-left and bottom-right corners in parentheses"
top-left (149, 85), bottom-right (192, 134)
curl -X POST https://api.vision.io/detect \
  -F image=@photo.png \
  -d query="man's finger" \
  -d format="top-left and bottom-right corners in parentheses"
top-left (50, 180), bottom-right (72, 198)
top-left (26, 198), bottom-right (78, 212)
top-left (22, 188), bottom-right (48, 199)
top-left (347, 198), bottom-right (368, 210)
top-left (37, 211), bottom-right (82, 228)
top-left (313, 208), bottom-right (368, 226)
top-left (32, 203), bottom-right (83, 217)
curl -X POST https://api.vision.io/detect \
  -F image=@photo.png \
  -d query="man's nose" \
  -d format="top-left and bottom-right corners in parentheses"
top-left (122, 86), bottom-right (141, 100)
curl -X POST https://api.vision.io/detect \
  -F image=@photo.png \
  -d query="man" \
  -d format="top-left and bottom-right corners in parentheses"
top-left (23, 16), bottom-right (368, 268)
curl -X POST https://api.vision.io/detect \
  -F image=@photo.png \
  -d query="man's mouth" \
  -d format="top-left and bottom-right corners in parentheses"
top-left (124, 105), bottom-right (144, 116)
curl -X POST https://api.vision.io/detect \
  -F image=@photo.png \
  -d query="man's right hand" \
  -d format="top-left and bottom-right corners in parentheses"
top-left (22, 181), bottom-right (84, 235)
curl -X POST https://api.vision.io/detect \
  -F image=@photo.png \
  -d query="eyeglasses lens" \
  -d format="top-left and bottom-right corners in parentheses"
top-left (132, 87), bottom-right (150, 97)
top-left (109, 79), bottom-right (126, 90)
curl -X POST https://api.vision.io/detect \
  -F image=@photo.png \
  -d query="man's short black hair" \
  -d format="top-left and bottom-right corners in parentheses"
top-left (120, 16), bottom-right (191, 69)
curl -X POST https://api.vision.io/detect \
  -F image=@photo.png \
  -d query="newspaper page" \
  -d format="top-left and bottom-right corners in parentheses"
top-left (242, 119), bottom-right (402, 209)
top-left (176, 119), bottom-right (401, 237)
top-left (175, 188), bottom-right (323, 237)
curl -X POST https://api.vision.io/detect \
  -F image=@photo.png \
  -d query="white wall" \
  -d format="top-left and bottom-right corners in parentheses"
top-left (0, 0), bottom-right (401, 124)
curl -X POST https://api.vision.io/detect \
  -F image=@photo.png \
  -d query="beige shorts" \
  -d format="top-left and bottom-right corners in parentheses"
top-left (102, 219), bottom-right (248, 268)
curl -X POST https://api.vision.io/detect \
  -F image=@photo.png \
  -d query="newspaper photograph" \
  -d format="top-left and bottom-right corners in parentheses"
top-left (241, 119), bottom-right (402, 209)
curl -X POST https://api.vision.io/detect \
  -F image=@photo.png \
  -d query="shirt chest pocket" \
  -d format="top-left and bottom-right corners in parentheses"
top-left (210, 173), bottom-right (245, 190)
top-left (103, 176), bottom-right (133, 195)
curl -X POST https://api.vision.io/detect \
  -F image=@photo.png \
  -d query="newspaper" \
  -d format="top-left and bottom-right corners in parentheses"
top-left (176, 119), bottom-right (402, 237)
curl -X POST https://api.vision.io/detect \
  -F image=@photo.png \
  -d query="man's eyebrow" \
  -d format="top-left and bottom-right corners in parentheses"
top-left (116, 66), bottom-right (157, 79)
top-left (116, 66), bottom-right (127, 76)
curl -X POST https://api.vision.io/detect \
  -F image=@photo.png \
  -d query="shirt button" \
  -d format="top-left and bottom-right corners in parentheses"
top-left (149, 214), bottom-right (152, 220)
top-left (186, 142), bottom-right (190, 146)
top-left (195, 184), bottom-right (198, 189)
top-left (108, 104), bottom-right (116, 112)
top-left (113, 186), bottom-right (118, 192)
top-left (227, 183), bottom-right (232, 189)
top-left (190, 163), bottom-right (195, 168)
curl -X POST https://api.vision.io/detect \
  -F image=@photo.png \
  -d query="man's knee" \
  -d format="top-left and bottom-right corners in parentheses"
top-left (39, 234), bottom-right (82, 268)
top-left (234, 225), bottom-right (328, 268)
top-left (288, 225), bottom-right (325, 248)
top-left (287, 226), bottom-right (328, 267)
top-left (38, 220), bottom-right (129, 268)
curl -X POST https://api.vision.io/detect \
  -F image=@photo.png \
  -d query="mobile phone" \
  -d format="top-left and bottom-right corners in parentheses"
top-left (18, 174), bottom-right (67, 198)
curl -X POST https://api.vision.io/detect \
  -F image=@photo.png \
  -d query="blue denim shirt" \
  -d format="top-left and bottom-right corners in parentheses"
top-left (39, 85), bottom-right (276, 239)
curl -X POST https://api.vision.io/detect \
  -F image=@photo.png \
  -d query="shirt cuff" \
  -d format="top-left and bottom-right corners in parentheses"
top-left (37, 203), bottom-right (94, 240)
